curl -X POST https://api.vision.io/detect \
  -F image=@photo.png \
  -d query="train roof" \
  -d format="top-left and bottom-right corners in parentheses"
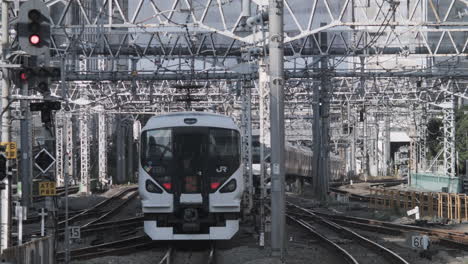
top-left (143, 111), bottom-right (239, 131)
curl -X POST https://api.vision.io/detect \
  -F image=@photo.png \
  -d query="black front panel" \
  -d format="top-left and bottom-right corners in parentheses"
top-left (145, 212), bottom-right (241, 234)
top-left (173, 128), bottom-right (206, 194)
top-left (141, 126), bottom-right (241, 217)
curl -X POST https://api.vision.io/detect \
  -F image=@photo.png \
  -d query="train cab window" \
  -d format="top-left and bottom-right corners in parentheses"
top-left (141, 129), bottom-right (173, 178)
top-left (141, 127), bottom-right (240, 193)
top-left (208, 128), bottom-right (240, 179)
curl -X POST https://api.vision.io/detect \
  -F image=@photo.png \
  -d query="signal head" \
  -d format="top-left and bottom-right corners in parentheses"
top-left (20, 72), bottom-right (28, 81)
top-left (28, 10), bottom-right (41, 21)
top-left (18, 1), bottom-right (50, 55)
top-left (29, 34), bottom-right (40, 45)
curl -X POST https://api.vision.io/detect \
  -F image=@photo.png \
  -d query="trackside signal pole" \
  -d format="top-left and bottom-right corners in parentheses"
top-left (268, 0), bottom-right (286, 259)
top-left (0, 0), bottom-right (11, 251)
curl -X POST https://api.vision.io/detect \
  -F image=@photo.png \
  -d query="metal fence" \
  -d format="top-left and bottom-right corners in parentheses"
top-left (0, 236), bottom-right (54, 264)
top-left (370, 187), bottom-right (468, 223)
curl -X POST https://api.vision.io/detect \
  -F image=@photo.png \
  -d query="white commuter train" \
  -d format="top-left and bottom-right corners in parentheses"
top-left (139, 112), bottom-right (243, 240)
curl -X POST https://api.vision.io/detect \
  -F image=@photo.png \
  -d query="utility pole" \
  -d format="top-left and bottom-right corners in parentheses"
top-left (363, 104), bottom-right (368, 180)
top-left (79, 110), bottom-right (90, 193)
top-left (0, 0), bottom-right (11, 251)
top-left (19, 64), bottom-right (32, 209)
top-left (384, 102), bottom-right (390, 176)
top-left (241, 79), bottom-right (253, 214)
top-left (347, 101), bottom-right (355, 178)
top-left (268, 0), bottom-right (285, 259)
top-left (312, 80), bottom-right (321, 195)
top-left (313, 23), bottom-right (330, 201)
top-left (258, 58), bottom-right (269, 248)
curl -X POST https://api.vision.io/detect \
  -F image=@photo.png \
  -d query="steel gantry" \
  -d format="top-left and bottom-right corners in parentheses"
top-left (65, 112), bottom-right (75, 185)
top-left (55, 112), bottom-right (65, 187)
top-left (240, 79), bottom-right (254, 214)
top-left (1, 0), bottom-right (468, 258)
top-left (442, 95), bottom-right (457, 179)
top-left (79, 110), bottom-right (90, 194)
top-left (98, 111), bottom-right (109, 189)
top-left (257, 58), bottom-right (270, 248)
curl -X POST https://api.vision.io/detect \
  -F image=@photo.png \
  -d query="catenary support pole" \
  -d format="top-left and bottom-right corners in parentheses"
top-left (98, 112), bottom-right (108, 188)
top-left (363, 104), bottom-right (368, 180)
top-left (268, 0), bottom-right (285, 258)
top-left (79, 110), bottom-right (90, 193)
top-left (258, 58), bottom-right (269, 248)
top-left (384, 103), bottom-right (390, 176)
top-left (64, 114), bottom-right (71, 264)
top-left (312, 80), bottom-right (321, 196)
top-left (0, 0), bottom-right (11, 251)
top-left (241, 80), bottom-right (254, 214)
top-left (242, 0), bottom-right (251, 17)
top-left (20, 78), bottom-right (32, 208)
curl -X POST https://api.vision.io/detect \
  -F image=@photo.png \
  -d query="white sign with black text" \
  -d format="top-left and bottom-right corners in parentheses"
top-left (411, 235), bottom-right (429, 250)
top-left (69, 226), bottom-right (81, 239)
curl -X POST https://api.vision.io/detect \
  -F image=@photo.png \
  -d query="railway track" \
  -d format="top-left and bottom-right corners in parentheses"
top-left (57, 186), bottom-right (138, 229)
top-left (56, 235), bottom-right (156, 261)
top-left (310, 209), bottom-right (468, 249)
top-left (286, 202), bottom-right (410, 264)
top-left (56, 236), bottom-right (216, 263)
top-left (158, 242), bottom-right (216, 264)
top-left (78, 216), bottom-right (143, 235)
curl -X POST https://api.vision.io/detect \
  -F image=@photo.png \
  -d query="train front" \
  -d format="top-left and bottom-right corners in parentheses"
top-left (139, 113), bottom-right (243, 240)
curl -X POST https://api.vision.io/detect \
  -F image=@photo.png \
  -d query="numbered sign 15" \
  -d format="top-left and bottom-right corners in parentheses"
top-left (69, 226), bottom-right (81, 239)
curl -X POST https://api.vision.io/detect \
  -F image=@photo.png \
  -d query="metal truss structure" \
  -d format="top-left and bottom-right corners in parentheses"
top-left (65, 112), bottom-right (74, 185)
top-left (79, 110), bottom-right (90, 194)
top-left (55, 112), bottom-right (64, 187)
top-left (2, 0), bottom-right (468, 211)
top-left (2, 0), bottom-right (468, 257)
top-left (442, 95), bottom-right (456, 178)
top-left (240, 80), bottom-right (254, 213)
top-left (4, 0), bottom-right (463, 60)
top-left (98, 111), bottom-right (109, 188)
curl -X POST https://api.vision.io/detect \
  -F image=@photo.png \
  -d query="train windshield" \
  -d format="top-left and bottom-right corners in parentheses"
top-left (141, 127), bottom-right (240, 193)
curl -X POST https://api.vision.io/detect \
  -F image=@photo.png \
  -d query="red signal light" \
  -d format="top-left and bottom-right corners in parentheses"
top-left (210, 182), bottom-right (220, 190)
top-left (162, 183), bottom-right (172, 190)
top-left (20, 72), bottom-right (28, 81)
top-left (29, 34), bottom-right (40, 45)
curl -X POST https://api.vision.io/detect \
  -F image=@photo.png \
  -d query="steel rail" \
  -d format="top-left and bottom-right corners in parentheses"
top-left (310, 210), bottom-right (468, 249)
top-left (81, 189), bottom-right (139, 228)
top-left (287, 214), bottom-right (359, 264)
top-left (57, 186), bottom-right (138, 227)
top-left (55, 235), bottom-right (156, 261)
top-left (287, 202), bottom-right (410, 264)
top-left (158, 247), bottom-right (173, 264)
top-left (206, 242), bottom-right (216, 264)
top-left (265, 205), bottom-right (358, 264)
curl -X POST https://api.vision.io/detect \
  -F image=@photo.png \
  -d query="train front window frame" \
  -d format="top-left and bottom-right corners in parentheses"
top-left (140, 128), bottom-right (173, 178)
top-left (141, 127), bottom-right (241, 189)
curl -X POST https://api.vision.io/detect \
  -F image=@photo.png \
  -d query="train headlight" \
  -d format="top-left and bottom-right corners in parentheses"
top-left (146, 180), bottom-right (162, 193)
top-left (220, 179), bottom-right (236, 193)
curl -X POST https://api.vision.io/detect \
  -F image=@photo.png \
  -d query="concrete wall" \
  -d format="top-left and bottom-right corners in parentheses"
top-left (0, 236), bottom-right (54, 264)
top-left (411, 173), bottom-right (461, 193)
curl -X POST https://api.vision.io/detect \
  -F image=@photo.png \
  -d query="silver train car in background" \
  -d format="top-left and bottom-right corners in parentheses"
top-left (252, 130), bottom-right (345, 188)
top-left (251, 131), bottom-right (314, 188)
top-left (139, 112), bottom-right (243, 240)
